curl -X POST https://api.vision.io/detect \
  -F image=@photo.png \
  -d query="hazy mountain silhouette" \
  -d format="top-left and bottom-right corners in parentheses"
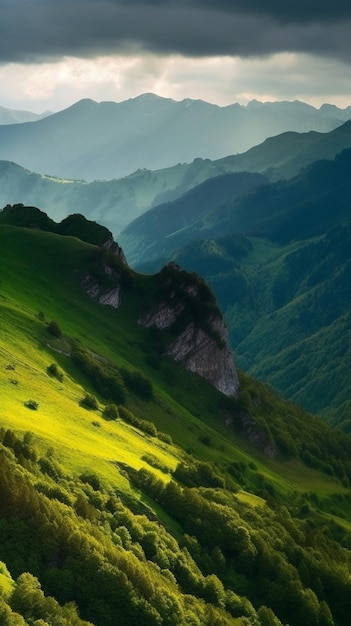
top-left (0, 94), bottom-right (349, 181)
top-left (0, 105), bottom-right (51, 124)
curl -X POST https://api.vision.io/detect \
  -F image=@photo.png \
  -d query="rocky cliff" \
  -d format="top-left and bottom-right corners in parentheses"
top-left (84, 255), bottom-right (239, 396)
top-left (81, 234), bottom-right (129, 309)
top-left (139, 263), bottom-right (239, 397)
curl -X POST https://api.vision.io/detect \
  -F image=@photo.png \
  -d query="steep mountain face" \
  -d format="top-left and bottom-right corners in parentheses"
top-left (0, 94), bottom-right (348, 181)
top-left (120, 171), bottom-right (267, 266)
top-left (138, 263), bottom-right (239, 397)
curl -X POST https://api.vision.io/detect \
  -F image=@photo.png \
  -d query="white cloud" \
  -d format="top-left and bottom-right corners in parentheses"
top-left (0, 52), bottom-right (350, 113)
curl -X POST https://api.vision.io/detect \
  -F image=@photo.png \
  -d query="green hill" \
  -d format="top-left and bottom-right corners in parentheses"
top-left (1, 209), bottom-right (351, 625)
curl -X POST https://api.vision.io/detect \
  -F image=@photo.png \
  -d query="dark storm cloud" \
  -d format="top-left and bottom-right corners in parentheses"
top-left (124, 0), bottom-right (351, 23)
top-left (0, 0), bottom-right (350, 63)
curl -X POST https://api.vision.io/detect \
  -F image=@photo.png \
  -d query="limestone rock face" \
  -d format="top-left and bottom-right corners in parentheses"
top-left (166, 319), bottom-right (239, 397)
top-left (82, 274), bottom-right (121, 309)
top-left (82, 238), bottom-right (127, 308)
top-left (139, 263), bottom-right (239, 397)
top-left (140, 302), bottom-right (185, 330)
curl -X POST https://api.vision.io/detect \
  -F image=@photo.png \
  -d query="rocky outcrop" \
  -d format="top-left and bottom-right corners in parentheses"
top-left (166, 319), bottom-right (239, 397)
top-left (102, 236), bottom-right (128, 266)
top-left (82, 274), bottom-right (121, 309)
top-left (139, 263), bottom-right (239, 397)
top-left (140, 301), bottom-right (185, 330)
top-left (82, 239), bottom-right (128, 309)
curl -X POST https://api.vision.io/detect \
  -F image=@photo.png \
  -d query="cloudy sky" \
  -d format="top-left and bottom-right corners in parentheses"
top-left (0, 0), bottom-right (350, 112)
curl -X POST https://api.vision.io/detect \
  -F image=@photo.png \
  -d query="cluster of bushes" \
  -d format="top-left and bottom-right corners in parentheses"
top-left (72, 343), bottom-right (154, 405)
top-left (80, 393), bottom-right (99, 410)
top-left (133, 467), bottom-right (351, 626)
top-left (174, 459), bottom-right (227, 489)
top-left (118, 405), bottom-right (157, 437)
top-left (0, 570), bottom-right (93, 626)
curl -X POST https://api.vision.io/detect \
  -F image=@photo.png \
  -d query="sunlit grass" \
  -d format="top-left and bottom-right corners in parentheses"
top-left (1, 222), bottom-right (350, 527)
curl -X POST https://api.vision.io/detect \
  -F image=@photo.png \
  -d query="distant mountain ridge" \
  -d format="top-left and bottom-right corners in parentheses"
top-left (119, 126), bottom-right (351, 264)
top-left (0, 93), bottom-right (349, 181)
top-left (2, 120), bottom-right (351, 238)
top-left (0, 104), bottom-right (51, 124)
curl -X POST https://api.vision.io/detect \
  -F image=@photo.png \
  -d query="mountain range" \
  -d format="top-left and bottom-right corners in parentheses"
top-left (0, 94), bottom-right (350, 181)
top-left (1, 206), bottom-right (351, 625)
top-left (1, 118), bottom-right (351, 238)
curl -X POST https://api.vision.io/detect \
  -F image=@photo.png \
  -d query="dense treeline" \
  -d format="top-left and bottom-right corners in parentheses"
top-left (2, 424), bottom-right (351, 626)
top-left (0, 431), bottom-right (245, 626)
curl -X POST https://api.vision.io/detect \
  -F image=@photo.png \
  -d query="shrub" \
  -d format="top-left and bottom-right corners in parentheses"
top-left (47, 363), bottom-right (64, 382)
top-left (157, 431), bottom-right (173, 445)
top-left (139, 419), bottom-right (157, 437)
top-left (47, 320), bottom-right (63, 338)
top-left (120, 367), bottom-right (153, 399)
top-left (24, 399), bottom-right (39, 410)
top-left (80, 471), bottom-right (101, 491)
top-left (198, 434), bottom-right (213, 447)
top-left (142, 454), bottom-right (169, 474)
top-left (103, 404), bottom-right (119, 420)
top-left (118, 405), bottom-right (139, 426)
top-left (80, 394), bottom-right (98, 410)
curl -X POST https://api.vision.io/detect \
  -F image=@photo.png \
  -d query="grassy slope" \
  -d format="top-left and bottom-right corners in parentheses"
top-left (0, 225), bottom-right (244, 487)
top-left (0, 223), bottom-right (349, 504)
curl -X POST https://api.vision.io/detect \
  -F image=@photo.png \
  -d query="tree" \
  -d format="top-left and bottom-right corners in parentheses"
top-left (47, 320), bottom-right (63, 338)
